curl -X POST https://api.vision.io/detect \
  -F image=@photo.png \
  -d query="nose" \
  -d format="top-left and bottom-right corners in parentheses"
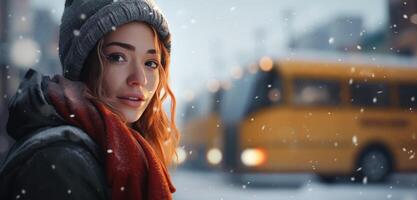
top-left (127, 63), bottom-right (147, 87)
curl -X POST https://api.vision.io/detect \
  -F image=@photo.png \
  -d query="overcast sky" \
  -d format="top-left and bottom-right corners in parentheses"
top-left (31, 0), bottom-right (387, 104)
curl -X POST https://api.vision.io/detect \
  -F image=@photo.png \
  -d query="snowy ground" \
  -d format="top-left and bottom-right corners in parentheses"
top-left (171, 169), bottom-right (417, 200)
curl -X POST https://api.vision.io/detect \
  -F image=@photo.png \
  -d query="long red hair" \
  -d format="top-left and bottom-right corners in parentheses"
top-left (80, 24), bottom-right (179, 167)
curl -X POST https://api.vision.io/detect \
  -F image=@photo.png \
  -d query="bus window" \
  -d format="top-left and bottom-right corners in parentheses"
top-left (350, 82), bottom-right (390, 106)
top-left (293, 79), bottom-right (340, 106)
top-left (398, 84), bottom-right (417, 108)
top-left (248, 70), bottom-right (282, 113)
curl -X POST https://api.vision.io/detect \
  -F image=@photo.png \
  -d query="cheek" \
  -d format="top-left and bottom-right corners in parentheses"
top-left (102, 68), bottom-right (124, 97)
top-left (146, 70), bottom-right (160, 94)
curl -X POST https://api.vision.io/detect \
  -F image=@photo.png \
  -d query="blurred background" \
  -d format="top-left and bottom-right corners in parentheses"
top-left (1, 0), bottom-right (417, 199)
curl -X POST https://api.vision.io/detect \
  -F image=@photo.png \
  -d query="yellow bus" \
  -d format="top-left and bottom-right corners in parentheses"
top-left (180, 88), bottom-right (224, 169)
top-left (220, 55), bottom-right (417, 182)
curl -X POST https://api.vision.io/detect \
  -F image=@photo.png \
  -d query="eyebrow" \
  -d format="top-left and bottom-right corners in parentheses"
top-left (104, 41), bottom-right (157, 54)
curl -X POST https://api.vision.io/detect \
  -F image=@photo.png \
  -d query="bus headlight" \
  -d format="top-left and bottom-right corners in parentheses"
top-left (241, 148), bottom-right (267, 167)
top-left (174, 147), bottom-right (187, 165)
top-left (206, 148), bottom-right (222, 165)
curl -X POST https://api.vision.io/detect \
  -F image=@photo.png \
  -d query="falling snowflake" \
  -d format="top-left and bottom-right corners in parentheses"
top-left (120, 186), bottom-right (125, 191)
top-left (362, 176), bottom-right (368, 184)
top-left (373, 97), bottom-right (377, 103)
top-left (73, 29), bottom-right (80, 36)
top-left (328, 37), bottom-right (334, 44)
top-left (403, 14), bottom-right (408, 19)
top-left (51, 164), bottom-right (56, 170)
top-left (80, 13), bottom-right (86, 20)
top-left (352, 136), bottom-right (358, 146)
top-left (107, 149), bottom-right (113, 154)
top-left (67, 189), bottom-right (72, 194)
top-left (69, 114), bottom-right (75, 118)
top-left (356, 45), bottom-right (362, 50)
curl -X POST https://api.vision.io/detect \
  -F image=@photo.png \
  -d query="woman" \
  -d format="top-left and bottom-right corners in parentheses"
top-left (0, 0), bottom-right (179, 199)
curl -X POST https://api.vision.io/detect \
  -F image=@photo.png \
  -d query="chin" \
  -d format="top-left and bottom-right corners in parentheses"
top-left (125, 114), bottom-right (141, 123)
top-left (122, 110), bottom-right (143, 123)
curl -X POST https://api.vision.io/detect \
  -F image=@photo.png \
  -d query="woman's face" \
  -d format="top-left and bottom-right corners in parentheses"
top-left (100, 22), bottom-right (160, 124)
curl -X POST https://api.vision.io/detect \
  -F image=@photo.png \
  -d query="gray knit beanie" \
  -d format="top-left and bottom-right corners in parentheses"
top-left (59, 0), bottom-right (171, 81)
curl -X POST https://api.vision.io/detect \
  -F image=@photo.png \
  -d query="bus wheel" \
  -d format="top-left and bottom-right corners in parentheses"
top-left (356, 147), bottom-right (392, 183)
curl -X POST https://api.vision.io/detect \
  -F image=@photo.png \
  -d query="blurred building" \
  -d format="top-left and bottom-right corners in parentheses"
top-left (389, 0), bottom-right (417, 56)
top-left (360, 0), bottom-right (417, 56)
top-left (0, 0), bottom-right (12, 162)
top-left (289, 0), bottom-right (417, 57)
top-left (0, 0), bottom-right (60, 162)
top-left (32, 9), bottom-right (61, 76)
top-left (289, 16), bottom-right (364, 52)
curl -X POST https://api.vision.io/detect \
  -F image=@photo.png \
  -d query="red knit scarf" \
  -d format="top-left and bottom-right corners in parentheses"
top-left (46, 75), bottom-right (175, 200)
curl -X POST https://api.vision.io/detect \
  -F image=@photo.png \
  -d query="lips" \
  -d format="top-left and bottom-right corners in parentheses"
top-left (117, 94), bottom-right (145, 108)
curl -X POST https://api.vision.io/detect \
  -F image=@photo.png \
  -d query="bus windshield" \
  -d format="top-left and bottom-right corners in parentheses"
top-left (220, 69), bottom-right (282, 124)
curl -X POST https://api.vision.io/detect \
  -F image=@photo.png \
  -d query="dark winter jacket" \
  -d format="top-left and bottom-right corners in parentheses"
top-left (0, 70), bottom-right (110, 199)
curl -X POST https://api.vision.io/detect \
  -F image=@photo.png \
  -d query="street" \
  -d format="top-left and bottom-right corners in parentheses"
top-left (171, 169), bottom-right (417, 200)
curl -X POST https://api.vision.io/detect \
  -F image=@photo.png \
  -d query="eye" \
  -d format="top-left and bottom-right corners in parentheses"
top-left (105, 54), bottom-right (127, 63)
top-left (145, 60), bottom-right (160, 69)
